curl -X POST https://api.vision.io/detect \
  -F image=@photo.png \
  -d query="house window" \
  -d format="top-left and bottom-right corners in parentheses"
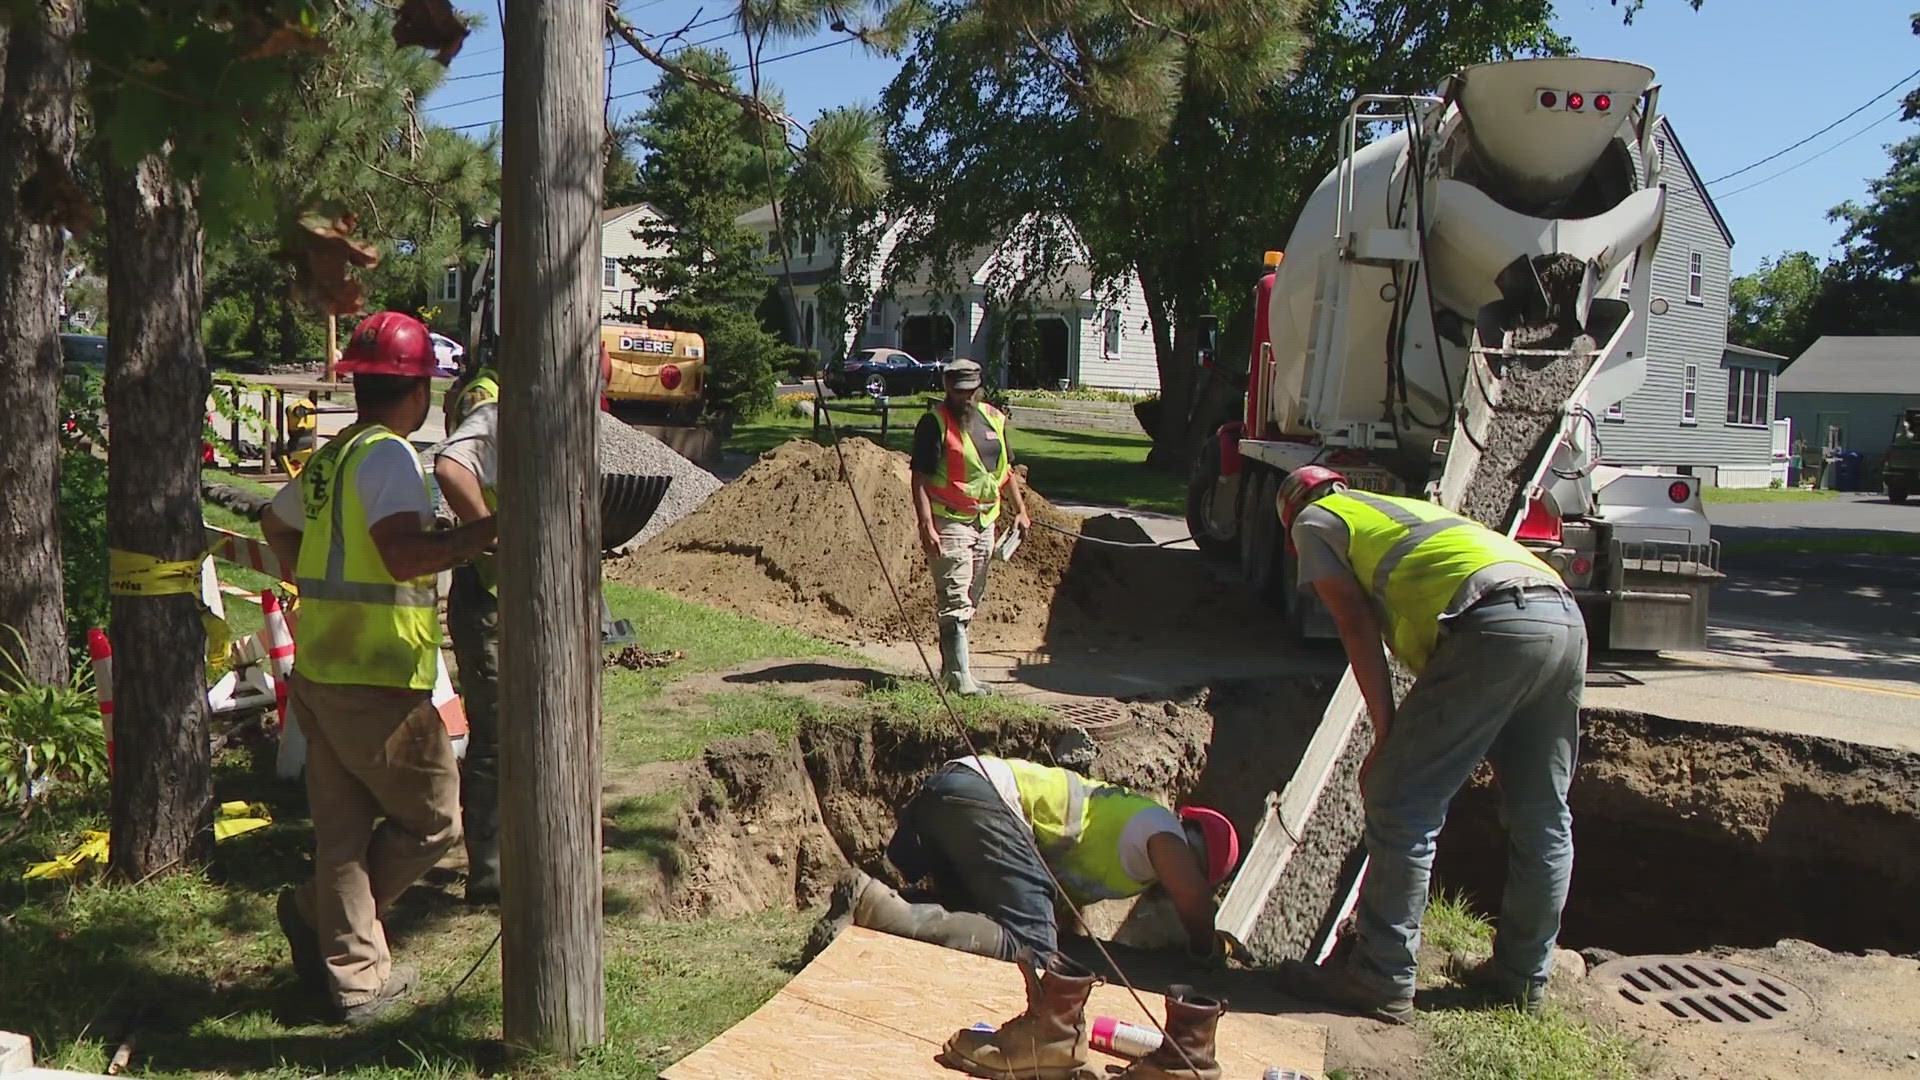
top-left (441, 266), bottom-right (461, 303)
top-left (1103, 309), bottom-right (1122, 357)
top-left (1688, 250), bottom-right (1704, 304)
top-left (602, 257), bottom-right (617, 289)
top-left (801, 231), bottom-right (817, 257)
top-left (1725, 366), bottom-right (1772, 427)
top-left (1604, 400), bottom-right (1625, 421)
top-left (868, 304), bottom-right (883, 328)
top-left (1654, 135), bottom-right (1667, 165)
top-left (1681, 363), bottom-right (1697, 424)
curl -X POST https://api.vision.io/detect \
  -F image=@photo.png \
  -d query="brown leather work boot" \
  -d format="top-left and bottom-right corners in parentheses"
top-left (1115, 985), bottom-right (1224, 1080)
top-left (941, 948), bottom-right (1097, 1080)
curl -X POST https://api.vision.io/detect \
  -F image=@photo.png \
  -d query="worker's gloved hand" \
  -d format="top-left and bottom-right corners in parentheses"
top-left (1190, 928), bottom-right (1252, 965)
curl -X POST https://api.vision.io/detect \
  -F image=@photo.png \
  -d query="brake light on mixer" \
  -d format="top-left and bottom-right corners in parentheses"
top-left (1516, 496), bottom-right (1562, 544)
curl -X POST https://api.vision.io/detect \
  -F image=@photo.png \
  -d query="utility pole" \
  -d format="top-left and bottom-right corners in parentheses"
top-left (324, 314), bottom-right (337, 382)
top-left (496, 0), bottom-right (606, 1057)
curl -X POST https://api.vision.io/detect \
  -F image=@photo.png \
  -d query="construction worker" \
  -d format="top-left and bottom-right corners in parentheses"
top-left (1272, 466), bottom-right (1586, 1024)
top-left (810, 756), bottom-right (1239, 1080)
top-left (260, 310), bottom-right (497, 1026)
top-left (443, 356), bottom-right (498, 431)
top-left (910, 357), bottom-right (1030, 696)
top-left (431, 382), bottom-right (502, 904)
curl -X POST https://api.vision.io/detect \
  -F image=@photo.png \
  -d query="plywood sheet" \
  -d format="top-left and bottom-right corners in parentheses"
top-left (664, 927), bottom-right (1326, 1080)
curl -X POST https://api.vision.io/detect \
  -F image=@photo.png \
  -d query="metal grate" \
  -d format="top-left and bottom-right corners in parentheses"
top-left (1593, 956), bottom-right (1810, 1030)
top-left (1049, 698), bottom-right (1133, 731)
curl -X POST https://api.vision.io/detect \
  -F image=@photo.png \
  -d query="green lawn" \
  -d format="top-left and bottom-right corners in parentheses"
top-left (733, 406), bottom-right (1185, 514)
top-left (1700, 486), bottom-right (1837, 505)
top-left (1721, 532), bottom-right (1920, 557)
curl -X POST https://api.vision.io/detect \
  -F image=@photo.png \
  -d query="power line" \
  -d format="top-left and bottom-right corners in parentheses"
top-left (1714, 104), bottom-right (1908, 200)
top-left (441, 10), bottom-right (734, 83)
top-left (1706, 68), bottom-right (1920, 186)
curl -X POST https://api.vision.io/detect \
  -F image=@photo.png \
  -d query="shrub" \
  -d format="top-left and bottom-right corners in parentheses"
top-left (0, 629), bottom-right (106, 807)
top-left (59, 375), bottom-right (110, 666)
top-left (657, 302), bottom-right (778, 418)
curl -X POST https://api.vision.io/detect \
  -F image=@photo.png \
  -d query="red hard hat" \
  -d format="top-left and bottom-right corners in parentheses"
top-left (1277, 465), bottom-right (1349, 530)
top-left (1178, 805), bottom-right (1241, 887)
top-left (337, 311), bottom-right (437, 377)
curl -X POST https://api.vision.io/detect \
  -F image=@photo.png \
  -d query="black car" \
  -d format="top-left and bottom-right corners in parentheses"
top-left (832, 347), bottom-right (943, 397)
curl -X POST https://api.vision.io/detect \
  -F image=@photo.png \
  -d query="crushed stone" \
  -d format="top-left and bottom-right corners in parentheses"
top-left (598, 412), bottom-right (723, 551)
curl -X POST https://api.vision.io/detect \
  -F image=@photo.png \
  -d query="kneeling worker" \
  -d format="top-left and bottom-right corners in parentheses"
top-left (1274, 466), bottom-right (1586, 1024)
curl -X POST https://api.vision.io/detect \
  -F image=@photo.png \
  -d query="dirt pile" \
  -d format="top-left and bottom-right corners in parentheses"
top-left (610, 437), bottom-right (1269, 650)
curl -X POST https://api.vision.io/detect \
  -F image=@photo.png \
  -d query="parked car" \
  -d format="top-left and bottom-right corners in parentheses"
top-left (831, 347), bottom-right (942, 397)
top-left (60, 332), bottom-right (106, 375)
top-left (430, 332), bottom-right (465, 376)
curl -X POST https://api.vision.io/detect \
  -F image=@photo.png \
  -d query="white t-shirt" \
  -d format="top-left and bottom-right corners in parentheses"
top-left (949, 757), bottom-right (1186, 883)
top-left (268, 433), bottom-right (432, 534)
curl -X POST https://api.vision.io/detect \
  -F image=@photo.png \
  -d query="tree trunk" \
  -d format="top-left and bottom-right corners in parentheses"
top-left (497, 0), bottom-right (606, 1057)
top-left (0, 1), bottom-right (79, 685)
top-left (104, 152), bottom-right (213, 880)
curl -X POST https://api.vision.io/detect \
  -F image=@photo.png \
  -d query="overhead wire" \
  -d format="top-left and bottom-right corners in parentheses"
top-left (1714, 103), bottom-right (1909, 200)
top-left (1706, 67), bottom-right (1920, 186)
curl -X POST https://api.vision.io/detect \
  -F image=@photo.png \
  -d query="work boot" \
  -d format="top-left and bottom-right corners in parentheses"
top-left (276, 887), bottom-right (326, 995)
top-left (338, 963), bottom-right (418, 1029)
top-left (463, 829), bottom-right (500, 905)
top-left (1274, 957), bottom-right (1414, 1025)
top-left (801, 866), bottom-right (867, 963)
top-left (940, 619), bottom-right (993, 698)
top-left (847, 868), bottom-right (1009, 958)
top-left (1445, 952), bottom-right (1546, 1013)
top-left (941, 947), bottom-right (1097, 1080)
top-left (1115, 985), bottom-right (1224, 1080)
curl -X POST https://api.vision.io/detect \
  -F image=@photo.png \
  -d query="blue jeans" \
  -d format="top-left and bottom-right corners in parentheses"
top-left (1353, 585), bottom-right (1586, 998)
top-left (886, 764), bottom-right (1051, 961)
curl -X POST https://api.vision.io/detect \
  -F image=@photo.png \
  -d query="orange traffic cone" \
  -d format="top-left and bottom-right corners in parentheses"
top-left (87, 628), bottom-right (114, 774)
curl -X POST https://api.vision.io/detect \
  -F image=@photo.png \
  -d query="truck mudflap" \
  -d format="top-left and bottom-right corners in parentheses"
top-left (1580, 538), bottom-right (1722, 651)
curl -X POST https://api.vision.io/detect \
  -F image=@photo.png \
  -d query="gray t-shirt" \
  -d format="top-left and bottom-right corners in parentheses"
top-left (431, 402), bottom-right (497, 516)
top-left (1291, 503), bottom-right (1563, 621)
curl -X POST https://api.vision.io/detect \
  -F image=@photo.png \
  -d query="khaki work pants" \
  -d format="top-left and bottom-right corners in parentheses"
top-left (932, 517), bottom-right (995, 624)
top-left (290, 674), bottom-right (461, 1007)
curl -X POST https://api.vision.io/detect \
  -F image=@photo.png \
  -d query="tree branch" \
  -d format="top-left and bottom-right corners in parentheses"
top-left (604, 1), bottom-right (807, 154)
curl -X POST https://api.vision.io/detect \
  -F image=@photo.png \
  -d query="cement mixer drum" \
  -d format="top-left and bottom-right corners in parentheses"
top-left (1452, 57), bottom-right (1656, 204)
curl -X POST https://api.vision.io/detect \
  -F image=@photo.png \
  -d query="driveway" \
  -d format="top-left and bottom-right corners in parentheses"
top-left (1586, 493), bottom-right (1920, 752)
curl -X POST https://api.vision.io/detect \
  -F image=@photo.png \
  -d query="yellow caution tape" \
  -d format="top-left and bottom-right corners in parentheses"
top-left (22, 803), bottom-right (273, 881)
top-left (107, 548), bottom-right (230, 664)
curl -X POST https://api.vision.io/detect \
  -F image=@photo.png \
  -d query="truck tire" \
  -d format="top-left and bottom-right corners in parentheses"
top-left (1185, 435), bottom-right (1239, 562)
top-left (1889, 478), bottom-right (1911, 504)
top-left (1239, 471), bottom-right (1286, 601)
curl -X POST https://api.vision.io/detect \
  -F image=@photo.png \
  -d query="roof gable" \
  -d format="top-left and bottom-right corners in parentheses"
top-left (1778, 335), bottom-right (1920, 395)
top-left (602, 203), bottom-right (660, 228)
top-left (1657, 119), bottom-right (1735, 249)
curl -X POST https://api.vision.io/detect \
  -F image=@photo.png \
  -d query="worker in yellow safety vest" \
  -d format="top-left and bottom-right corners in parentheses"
top-left (910, 357), bottom-right (1030, 697)
top-left (431, 378), bottom-right (503, 904)
top-left (1271, 466), bottom-right (1587, 1025)
top-left (444, 361), bottom-right (498, 430)
top-left (261, 310), bottom-right (497, 1027)
top-left (807, 756), bottom-right (1242, 1080)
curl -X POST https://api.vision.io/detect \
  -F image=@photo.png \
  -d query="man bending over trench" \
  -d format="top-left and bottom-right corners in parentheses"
top-left (809, 756), bottom-right (1240, 963)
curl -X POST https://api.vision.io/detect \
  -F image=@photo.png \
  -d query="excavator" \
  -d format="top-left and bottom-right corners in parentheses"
top-left (1186, 56), bottom-right (1721, 652)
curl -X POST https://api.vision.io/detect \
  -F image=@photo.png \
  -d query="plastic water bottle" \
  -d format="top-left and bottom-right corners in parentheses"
top-left (1089, 1016), bottom-right (1163, 1059)
top-left (1264, 1069), bottom-right (1315, 1080)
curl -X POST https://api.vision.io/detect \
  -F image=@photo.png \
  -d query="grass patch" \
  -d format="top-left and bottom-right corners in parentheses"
top-left (608, 690), bottom-right (828, 767)
top-left (861, 677), bottom-right (1053, 731)
top-left (730, 411), bottom-right (1183, 513)
top-left (1422, 889), bottom-right (1495, 957)
top-left (1006, 388), bottom-right (1150, 405)
top-left (1700, 486), bottom-right (1836, 504)
top-left (1419, 1007), bottom-right (1640, 1080)
top-left (205, 468), bottom-right (278, 497)
top-left (1720, 532), bottom-right (1920, 557)
top-left (604, 791), bottom-right (685, 879)
top-left (203, 500), bottom-right (263, 540)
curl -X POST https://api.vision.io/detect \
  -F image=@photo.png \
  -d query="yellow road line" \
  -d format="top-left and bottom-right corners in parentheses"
top-left (1667, 658), bottom-right (1920, 700)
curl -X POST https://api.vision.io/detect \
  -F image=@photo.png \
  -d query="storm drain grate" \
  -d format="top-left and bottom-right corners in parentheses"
top-left (1585, 669), bottom-right (1643, 687)
top-left (1593, 956), bottom-right (1811, 1030)
top-left (1049, 698), bottom-right (1133, 731)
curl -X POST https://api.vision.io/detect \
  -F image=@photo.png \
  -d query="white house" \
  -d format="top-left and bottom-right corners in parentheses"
top-left (737, 205), bottom-right (1161, 394)
top-left (599, 202), bottom-right (670, 321)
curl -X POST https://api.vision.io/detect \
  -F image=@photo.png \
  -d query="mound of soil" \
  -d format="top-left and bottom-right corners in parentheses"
top-left (608, 438), bottom-right (1270, 651)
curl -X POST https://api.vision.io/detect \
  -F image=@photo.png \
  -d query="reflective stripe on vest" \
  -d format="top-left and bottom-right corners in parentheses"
top-left (1318, 491), bottom-right (1559, 673)
top-left (294, 424), bottom-right (440, 689)
top-left (450, 369), bottom-right (499, 428)
top-left (926, 403), bottom-right (1011, 525)
top-left (1000, 758), bottom-right (1161, 903)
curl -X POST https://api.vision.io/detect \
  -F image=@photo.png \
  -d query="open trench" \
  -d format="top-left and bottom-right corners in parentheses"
top-left (632, 677), bottom-right (1920, 960)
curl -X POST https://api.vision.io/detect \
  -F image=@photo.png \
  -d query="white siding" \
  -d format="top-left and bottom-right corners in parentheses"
top-left (1075, 274), bottom-right (1158, 392)
top-left (601, 206), bottom-right (668, 320)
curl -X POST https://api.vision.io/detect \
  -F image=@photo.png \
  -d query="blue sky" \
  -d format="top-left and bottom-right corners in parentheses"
top-left (425, 0), bottom-right (1919, 276)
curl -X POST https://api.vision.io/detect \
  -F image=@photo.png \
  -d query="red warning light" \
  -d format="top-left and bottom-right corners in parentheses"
top-left (1539, 90), bottom-right (1558, 109)
top-left (1668, 480), bottom-right (1691, 504)
top-left (1567, 92), bottom-right (1585, 111)
top-left (1594, 93), bottom-right (1612, 112)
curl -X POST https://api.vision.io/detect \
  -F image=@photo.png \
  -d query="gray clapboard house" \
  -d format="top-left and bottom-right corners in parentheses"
top-left (1776, 336), bottom-right (1920, 459)
top-left (1594, 120), bottom-right (1785, 488)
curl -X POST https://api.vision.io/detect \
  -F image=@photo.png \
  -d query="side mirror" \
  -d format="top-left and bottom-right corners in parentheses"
top-left (1196, 315), bottom-right (1220, 367)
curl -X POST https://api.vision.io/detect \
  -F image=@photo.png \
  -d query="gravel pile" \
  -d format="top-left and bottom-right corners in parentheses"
top-left (598, 411), bottom-right (723, 552)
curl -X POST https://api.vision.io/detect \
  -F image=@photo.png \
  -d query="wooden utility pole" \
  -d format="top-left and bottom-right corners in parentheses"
top-left (496, 0), bottom-right (606, 1057)
top-left (324, 314), bottom-right (337, 381)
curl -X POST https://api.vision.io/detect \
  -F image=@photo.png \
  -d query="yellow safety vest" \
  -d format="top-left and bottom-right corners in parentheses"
top-left (448, 368), bottom-right (499, 429)
top-left (1319, 491), bottom-right (1559, 674)
top-left (925, 403), bottom-right (1012, 526)
top-left (294, 424), bottom-right (440, 689)
top-left (997, 758), bottom-right (1165, 905)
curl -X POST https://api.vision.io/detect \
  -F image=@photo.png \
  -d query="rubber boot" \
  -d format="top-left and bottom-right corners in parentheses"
top-left (848, 869), bottom-right (1009, 958)
top-left (1115, 985), bottom-right (1224, 1080)
top-left (940, 619), bottom-right (992, 698)
top-left (462, 799), bottom-right (500, 905)
top-left (941, 947), bottom-right (1097, 1080)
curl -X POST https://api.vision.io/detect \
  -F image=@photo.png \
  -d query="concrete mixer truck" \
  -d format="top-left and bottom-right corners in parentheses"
top-left (1186, 56), bottom-right (1720, 652)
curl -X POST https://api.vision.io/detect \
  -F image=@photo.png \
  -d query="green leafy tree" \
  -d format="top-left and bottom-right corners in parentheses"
top-left (1729, 251), bottom-right (1823, 359)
